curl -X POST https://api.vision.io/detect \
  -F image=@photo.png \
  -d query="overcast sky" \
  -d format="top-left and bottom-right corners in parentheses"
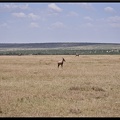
top-left (0, 2), bottom-right (120, 43)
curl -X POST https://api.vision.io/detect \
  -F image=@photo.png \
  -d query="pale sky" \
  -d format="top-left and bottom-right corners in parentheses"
top-left (0, 2), bottom-right (120, 43)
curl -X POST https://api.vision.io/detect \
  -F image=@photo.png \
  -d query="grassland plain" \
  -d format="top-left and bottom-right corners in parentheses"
top-left (0, 55), bottom-right (120, 117)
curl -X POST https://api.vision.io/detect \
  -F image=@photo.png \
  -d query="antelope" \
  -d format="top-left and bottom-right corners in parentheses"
top-left (75, 53), bottom-right (79, 57)
top-left (58, 58), bottom-right (66, 68)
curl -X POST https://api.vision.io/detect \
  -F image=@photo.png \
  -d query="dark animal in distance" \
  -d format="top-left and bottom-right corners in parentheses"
top-left (75, 53), bottom-right (79, 57)
top-left (58, 58), bottom-right (66, 68)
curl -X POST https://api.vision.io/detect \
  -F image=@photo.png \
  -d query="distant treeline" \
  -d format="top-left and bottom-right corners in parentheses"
top-left (0, 49), bottom-right (120, 55)
top-left (0, 42), bottom-right (120, 55)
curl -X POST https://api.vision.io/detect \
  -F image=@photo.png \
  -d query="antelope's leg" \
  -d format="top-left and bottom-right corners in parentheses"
top-left (58, 64), bottom-right (59, 68)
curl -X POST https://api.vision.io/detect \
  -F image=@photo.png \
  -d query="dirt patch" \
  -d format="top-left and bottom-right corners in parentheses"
top-left (91, 86), bottom-right (105, 92)
top-left (69, 85), bottom-right (105, 92)
top-left (0, 107), bottom-right (2, 114)
top-left (68, 85), bottom-right (108, 100)
top-left (69, 108), bottom-right (82, 114)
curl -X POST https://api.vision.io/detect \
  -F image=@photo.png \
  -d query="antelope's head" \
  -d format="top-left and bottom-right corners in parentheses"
top-left (62, 58), bottom-right (66, 62)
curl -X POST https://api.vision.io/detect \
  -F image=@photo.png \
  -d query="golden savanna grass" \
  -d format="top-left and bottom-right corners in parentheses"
top-left (0, 55), bottom-right (120, 117)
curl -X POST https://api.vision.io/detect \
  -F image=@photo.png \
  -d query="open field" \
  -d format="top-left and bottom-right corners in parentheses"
top-left (0, 55), bottom-right (120, 117)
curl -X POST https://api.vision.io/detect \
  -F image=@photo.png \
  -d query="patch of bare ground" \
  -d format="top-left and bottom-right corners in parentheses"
top-left (69, 108), bottom-right (82, 114)
top-left (68, 85), bottom-right (108, 100)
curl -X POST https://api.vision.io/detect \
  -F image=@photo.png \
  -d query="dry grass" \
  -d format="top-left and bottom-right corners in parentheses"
top-left (0, 55), bottom-right (120, 117)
